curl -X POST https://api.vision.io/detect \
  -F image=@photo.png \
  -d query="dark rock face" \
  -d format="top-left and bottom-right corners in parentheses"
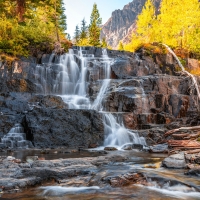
top-left (0, 93), bottom-right (104, 148)
top-left (25, 108), bottom-right (104, 148)
top-left (1, 46), bottom-right (200, 149)
top-left (101, 0), bottom-right (161, 49)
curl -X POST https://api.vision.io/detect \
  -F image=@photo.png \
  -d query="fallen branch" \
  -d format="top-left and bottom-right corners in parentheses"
top-left (168, 140), bottom-right (200, 150)
top-left (172, 132), bottom-right (200, 140)
top-left (184, 132), bottom-right (200, 140)
top-left (172, 133), bottom-right (190, 139)
top-left (164, 126), bottom-right (200, 137)
top-left (185, 149), bottom-right (200, 154)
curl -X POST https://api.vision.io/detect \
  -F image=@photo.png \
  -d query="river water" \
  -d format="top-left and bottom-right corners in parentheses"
top-left (1, 150), bottom-right (200, 200)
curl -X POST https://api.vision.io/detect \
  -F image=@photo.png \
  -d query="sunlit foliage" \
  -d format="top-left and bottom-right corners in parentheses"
top-left (0, 0), bottom-right (71, 56)
top-left (125, 0), bottom-right (200, 56)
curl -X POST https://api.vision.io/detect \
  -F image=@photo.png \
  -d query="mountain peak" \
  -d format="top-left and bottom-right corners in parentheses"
top-left (101, 0), bottom-right (161, 49)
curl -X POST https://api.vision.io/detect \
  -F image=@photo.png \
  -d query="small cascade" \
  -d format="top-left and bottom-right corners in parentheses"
top-left (103, 113), bottom-right (146, 147)
top-left (163, 44), bottom-right (200, 103)
top-left (140, 80), bottom-right (150, 114)
top-left (34, 47), bottom-right (147, 148)
top-left (1, 124), bottom-right (32, 148)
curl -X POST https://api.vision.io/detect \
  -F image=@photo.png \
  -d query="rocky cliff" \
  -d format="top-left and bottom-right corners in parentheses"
top-left (1, 46), bottom-right (200, 148)
top-left (101, 0), bottom-right (161, 49)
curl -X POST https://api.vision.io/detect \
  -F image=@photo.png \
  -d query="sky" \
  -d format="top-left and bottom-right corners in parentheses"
top-left (63, 0), bottom-right (132, 38)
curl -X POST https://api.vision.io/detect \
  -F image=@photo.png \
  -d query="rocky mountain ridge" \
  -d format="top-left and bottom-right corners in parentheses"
top-left (101, 0), bottom-right (161, 49)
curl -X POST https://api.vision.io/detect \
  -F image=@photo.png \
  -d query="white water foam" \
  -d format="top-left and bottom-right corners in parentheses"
top-left (40, 186), bottom-right (100, 196)
top-left (141, 184), bottom-right (200, 200)
top-left (35, 47), bottom-right (146, 148)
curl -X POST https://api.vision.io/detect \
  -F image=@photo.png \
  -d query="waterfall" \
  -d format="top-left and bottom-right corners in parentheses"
top-left (162, 44), bottom-right (200, 103)
top-left (35, 47), bottom-right (146, 148)
top-left (103, 113), bottom-right (143, 147)
top-left (1, 124), bottom-right (32, 148)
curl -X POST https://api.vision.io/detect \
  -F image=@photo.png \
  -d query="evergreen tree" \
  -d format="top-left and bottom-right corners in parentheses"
top-left (101, 38), bottom-right (108, 48)
top-left (80, 18), bottom-right (88, 40)
top-left (118, 41), bottom-right (124, 51)
top-left (74, 25), bottom-right (80, 44)
top-left (0, 0), bottom-right (71, 56)
top-left (67, 33), bottom-right (71, 41)
top-left (88, 3), bottom-right (102, 47)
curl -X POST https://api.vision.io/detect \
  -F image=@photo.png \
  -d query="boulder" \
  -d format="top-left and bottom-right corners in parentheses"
top-left (104, 147), bottom-right (118, 151)
top-left (162, 153), bottom-right (186, 168)
top-left (25, 108), bottom-right (104, 148)
top-left (149, 143), bottom-right (168, 153)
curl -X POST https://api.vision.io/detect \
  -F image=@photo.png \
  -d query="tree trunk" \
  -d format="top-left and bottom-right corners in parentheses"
top-left (17, 0), bottom-right (26, 22)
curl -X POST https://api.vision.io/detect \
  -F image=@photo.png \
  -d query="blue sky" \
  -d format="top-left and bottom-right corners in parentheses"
top-left (63, 0), bottom-right (132, 37)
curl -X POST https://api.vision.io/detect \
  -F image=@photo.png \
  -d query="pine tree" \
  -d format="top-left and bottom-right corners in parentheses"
top-left (118, 41), bottom-right (124, 51)
top-left (67, 33), bottom-right (71, 41)
top-left (80, 18), bottom-right (88, 40)
top-left (74, 25), bottom-right (80, 44)
top-left (101, 38), bottom-right (108, 48)
top-left (88, 3), bottom-right (102, 47)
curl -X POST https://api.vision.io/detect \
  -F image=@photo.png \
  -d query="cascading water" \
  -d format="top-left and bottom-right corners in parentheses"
top-left (163, 44), bottom-right (200, 103)
top-left (35, 47), bottom-right (146, 148)
top-left (53, 48), bottom-right (91, 109)
top-left (1, 124), bottom-right (32, 148)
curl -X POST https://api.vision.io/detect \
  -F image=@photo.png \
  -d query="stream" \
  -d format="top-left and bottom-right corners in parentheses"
top-left (1, 47), bottom-right (200, 199)
top-left (1, 150), bottom-right (200, 200)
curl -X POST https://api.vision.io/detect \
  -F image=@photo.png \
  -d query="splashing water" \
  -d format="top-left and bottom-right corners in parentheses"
top-left (1, 124), bottom-right (32, 148)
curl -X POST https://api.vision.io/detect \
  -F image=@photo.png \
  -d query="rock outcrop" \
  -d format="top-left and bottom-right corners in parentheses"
top-left (1, 46), bottom-right (200, 148)
top-left (101, 0), bottom-right (161, 49)
top-left (25, 108), bottom-right (104, 148)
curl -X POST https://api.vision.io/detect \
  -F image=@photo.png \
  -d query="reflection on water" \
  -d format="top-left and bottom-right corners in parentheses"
top-left (0, 149), bottom-right (104, 161)
top-left (3, 183), bottom-right (200, 200)
top-left (1, 150), bottom-right (200, 200)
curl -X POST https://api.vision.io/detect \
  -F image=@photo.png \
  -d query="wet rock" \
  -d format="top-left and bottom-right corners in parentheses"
top-left (88, 143), bottom-right (98, 148)
top-left (149, 143), bottom-right (168, 153)
top-left (19, 163), bottom-right (31, 168)
top-left (121, 144), bottom-right (132, 150)
top-left (26, 156), bottom-right (38, 164)
top-left (29, 95), bottom-right (68, 109)
top-left (109, 155), bottom-right (127, 162)
top-left (104, 147), bottom-right (118, 151)
top-left (40, 149), bottom-right (50, 154)
top-left (162, 153), bottom-right (186, 169)
top-left (132, 144), bottom-right (143, 150)
top-left (5, 156), bottom-right (16, 161)
top-left (108, 172), bottom-right (146, 187)
top-left (25, 108), bottom-right (104, 148)
top-left (195, 157), bottom-right (200, 164)
top-left (0, 143), bottom-right (6, 148)
top-left (145, 128), bottom-right (167, 145)
top-left (185, 166), bottom-right (200, 176)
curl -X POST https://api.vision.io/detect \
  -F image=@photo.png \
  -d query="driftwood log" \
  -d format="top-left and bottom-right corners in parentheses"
top-left (172, 132), bottom-right (200, 140)
top-left (185, 149), bottom-right (200, 154)
top-left (168, 140), bottom-right (200, 149)
top-left (164, 126), bottom-right (200, 137)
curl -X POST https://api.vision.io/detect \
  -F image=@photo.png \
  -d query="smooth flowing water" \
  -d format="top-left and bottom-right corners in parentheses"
top-left (0, 124), bottom-right (32, 148)
top-left (2, 150), bottom-right (200, 200)
top-left (34, 47), bottom-right (145, 148)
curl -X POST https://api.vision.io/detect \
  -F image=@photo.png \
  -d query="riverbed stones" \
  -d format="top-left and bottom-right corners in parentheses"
top-left (104, 147), bottom-right (118, 151)
top-left (162, 153), bottom-right (187, 168)
top-left (149, 143), bottom-right (168, 153)
top-left (26, 156), bottom-right (38, 164)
